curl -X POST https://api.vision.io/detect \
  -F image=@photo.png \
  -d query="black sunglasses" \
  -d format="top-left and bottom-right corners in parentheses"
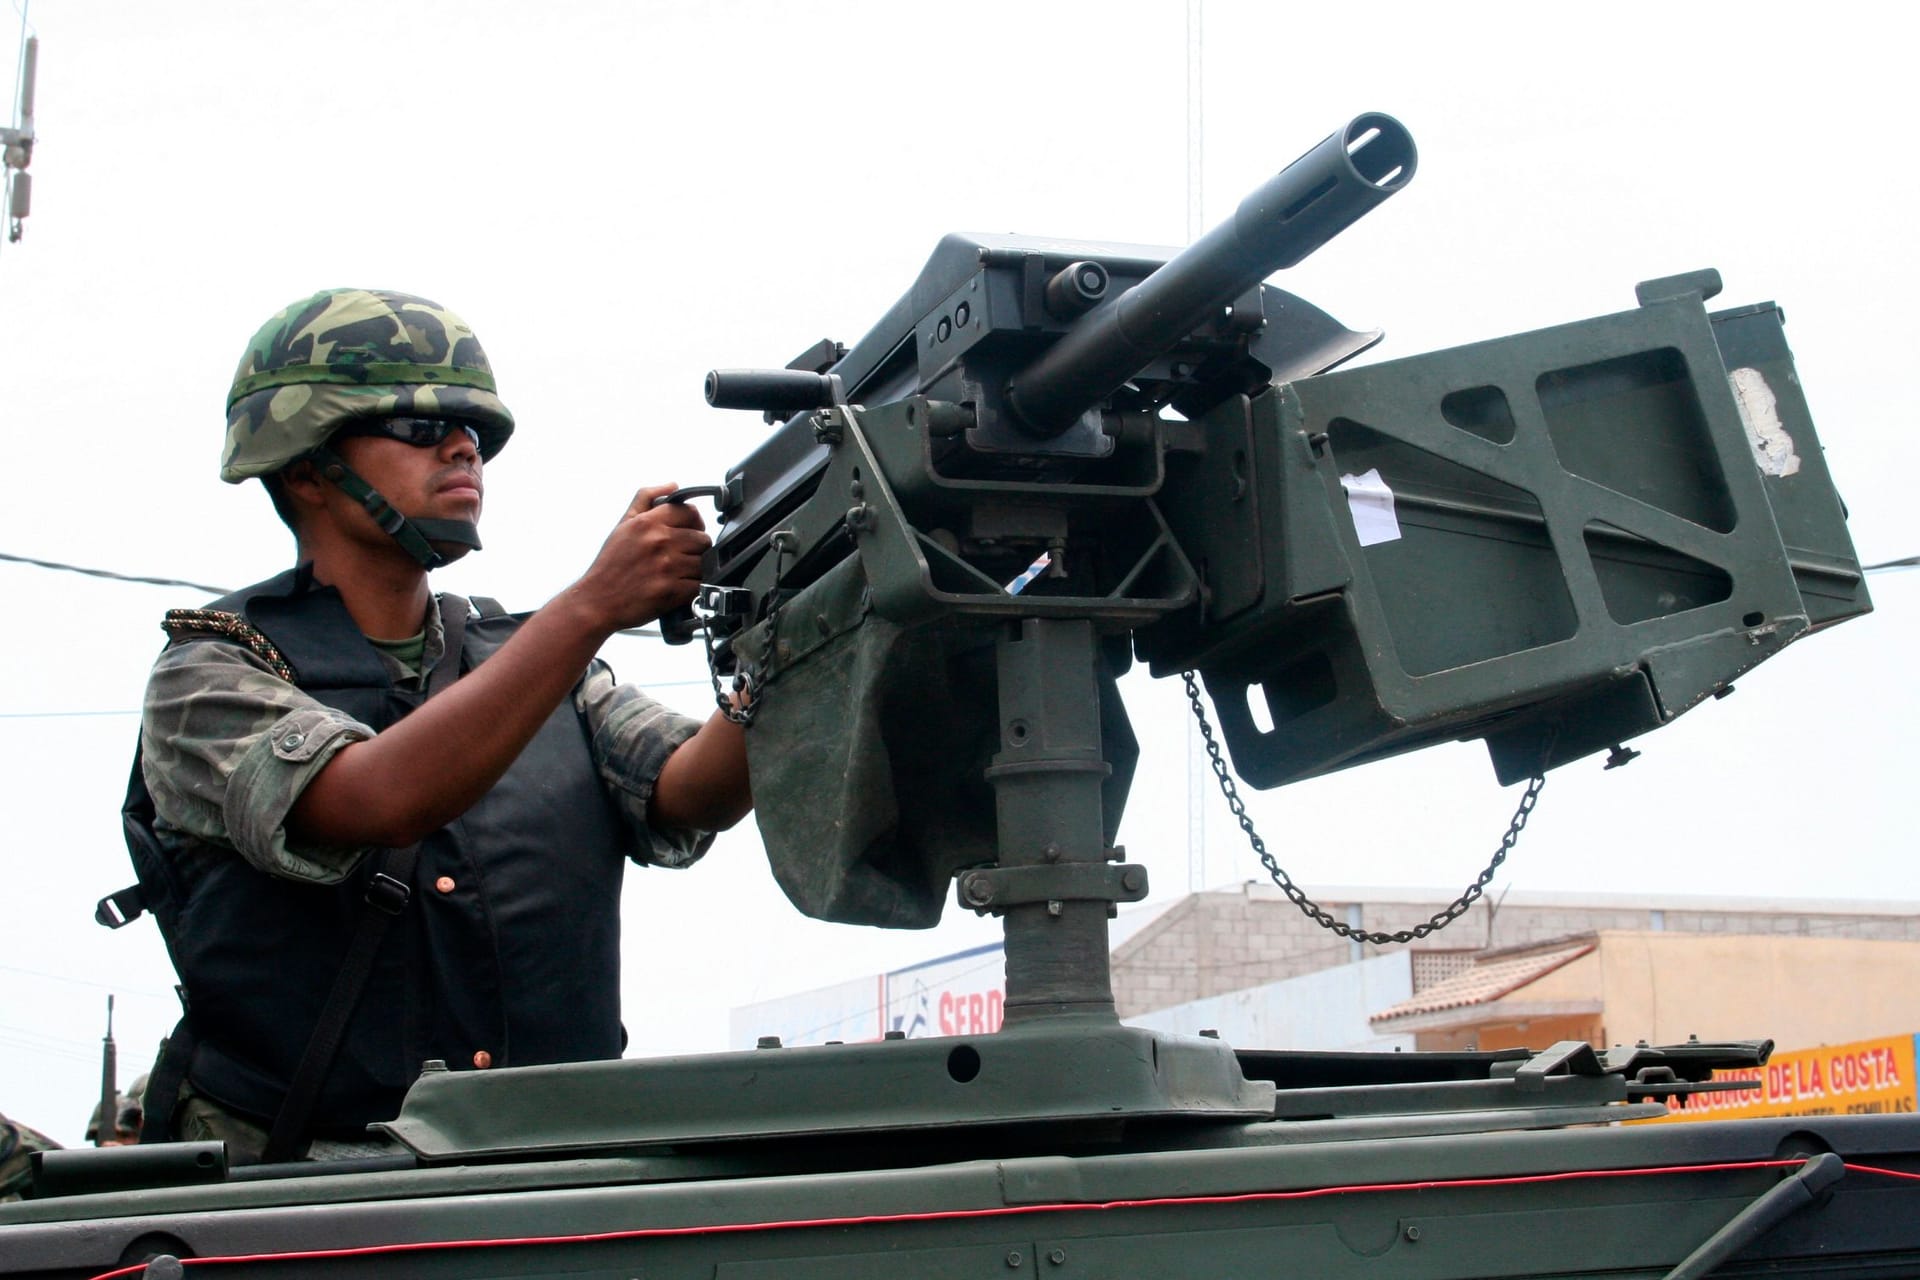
top-left (339, 417), bottom-right (483, 449)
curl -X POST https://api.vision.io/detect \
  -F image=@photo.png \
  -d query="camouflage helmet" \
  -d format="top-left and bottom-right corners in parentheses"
top-left (221, 289), bottom-right (515, 483)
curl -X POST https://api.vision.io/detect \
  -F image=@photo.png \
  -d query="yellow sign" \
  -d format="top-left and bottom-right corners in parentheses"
top-left (1638, 1033), bottom-right (1918, 1123)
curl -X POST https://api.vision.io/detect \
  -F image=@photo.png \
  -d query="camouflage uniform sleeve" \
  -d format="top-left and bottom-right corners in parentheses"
top-left (1, 1113), bottom-right (59, 1203)
top-left (142, 638), bottom-right (376, 885)
top-left (575, 660), bottom-right (715, 868)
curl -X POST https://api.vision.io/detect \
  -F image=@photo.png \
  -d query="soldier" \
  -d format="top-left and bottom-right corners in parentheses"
top-left (117, 290), bottom-right (751, 1163)
top-left (82, 1074), bottom-right (146, 1146)
top-left (0, 1113), bottom-right (59, 1202)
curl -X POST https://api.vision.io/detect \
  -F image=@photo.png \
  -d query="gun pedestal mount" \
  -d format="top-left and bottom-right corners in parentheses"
top-left (717, 394), bottom-right (1274, 1114)
top-left (963, 617), bottom-right (1134, 1024)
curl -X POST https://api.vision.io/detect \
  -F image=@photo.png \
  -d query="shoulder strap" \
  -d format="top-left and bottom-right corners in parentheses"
top-left (425, 598), bottom-right (470, 699)
top-left (137, 1014), bottom-right (196, 1144)
top-left (161, 609), bottom-right (298, 683)
top-left (260, 595), bottom-right (468, 1163)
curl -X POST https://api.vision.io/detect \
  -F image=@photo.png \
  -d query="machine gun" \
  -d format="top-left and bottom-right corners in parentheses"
top-left (693, 114), bottom-right (1868, 1031)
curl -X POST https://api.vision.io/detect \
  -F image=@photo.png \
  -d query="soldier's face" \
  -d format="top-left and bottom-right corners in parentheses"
top-left (334, 425), bottom-right (486, 531)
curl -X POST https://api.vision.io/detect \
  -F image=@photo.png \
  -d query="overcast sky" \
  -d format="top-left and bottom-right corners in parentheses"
top-left (2, 1), bottom-right (1913, 1145)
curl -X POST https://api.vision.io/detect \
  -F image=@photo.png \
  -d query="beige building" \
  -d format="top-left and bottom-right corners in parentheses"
top-left (1113, 885), bottom-right (1920, 1045)
top-left (1369, 930), bottom-right (1920, 1053)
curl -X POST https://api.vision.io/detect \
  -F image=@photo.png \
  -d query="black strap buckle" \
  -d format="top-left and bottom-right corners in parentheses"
top-left (95, 884), bottom-right (146, 929)
top-left (364, 873), bottom-right (411, 915)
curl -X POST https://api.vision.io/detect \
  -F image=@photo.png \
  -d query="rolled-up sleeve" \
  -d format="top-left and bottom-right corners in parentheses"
top-left (141, 640), bottom-right (376, 884)
top-left (575, 661), bottom-right (713, 868)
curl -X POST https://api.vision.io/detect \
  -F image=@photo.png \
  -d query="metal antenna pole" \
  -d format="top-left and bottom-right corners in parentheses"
top-left (95, 995), bottom-right (117, 1146)
top-left (2, 17), bottom-right (38, 251)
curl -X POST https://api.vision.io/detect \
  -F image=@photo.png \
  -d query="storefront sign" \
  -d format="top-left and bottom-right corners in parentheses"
top-left (1639, 1033), bottom-right (1917, 1123)
top-left (883, 944), bottom-right (1005, 1039)
top-left (730, 943), bottom-right (1006, 1048)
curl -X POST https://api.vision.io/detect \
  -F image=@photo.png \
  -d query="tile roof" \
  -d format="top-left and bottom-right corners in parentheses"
top-left (1371, 939), bottom-right (1596, 1025)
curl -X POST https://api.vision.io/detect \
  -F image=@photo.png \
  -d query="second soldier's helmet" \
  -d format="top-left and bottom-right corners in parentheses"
top-left (221, 289), bottom-right (515, 483)
top-left (83, 1074), bottom-right (145, 1145)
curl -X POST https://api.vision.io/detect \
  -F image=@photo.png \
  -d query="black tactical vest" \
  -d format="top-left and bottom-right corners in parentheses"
top-left (122, 568), bottom-right (633, 1135)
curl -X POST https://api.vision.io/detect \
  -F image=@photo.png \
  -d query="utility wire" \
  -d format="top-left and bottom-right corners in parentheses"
top-left (0, 549), bottom-right (678, 636)
top-left (0, 674), bottom-right (722, 723)
top-left (0, 550), bottom-right (228, 594)
top-left (0, 961), bottom-right (170, 999)
top-left (9, 541), bottom-right (1917, 601)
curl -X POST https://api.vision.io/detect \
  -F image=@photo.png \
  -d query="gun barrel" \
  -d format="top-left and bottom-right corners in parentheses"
top-left (1006, 113), bottom-right (1416, 436)
top-left (97, 994), bottom-right (116, 1146)
top-left (18, 37), bottom-right (36, 128)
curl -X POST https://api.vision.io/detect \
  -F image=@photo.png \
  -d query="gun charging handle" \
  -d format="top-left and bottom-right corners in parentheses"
top-left (648, 483), bottom-right (739, 645)
top-left (705, 369), bottom-right (846, 414)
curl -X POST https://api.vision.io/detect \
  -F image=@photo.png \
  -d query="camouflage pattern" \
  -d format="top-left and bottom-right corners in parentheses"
top-left (0, 1113), bottom-right (59, 1202)
top-left (142, 595), bottom-right (710, 887)
top-left (221, 289), bottom-right (515, 483)
top-left (170, 1081), bottom-right (401, 1163)
top-left (172, 1080), bottom-right (271, 1164)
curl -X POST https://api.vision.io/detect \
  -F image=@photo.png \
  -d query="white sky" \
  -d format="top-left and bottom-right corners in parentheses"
top-left (1, 1), bottom-right (1913, 1145)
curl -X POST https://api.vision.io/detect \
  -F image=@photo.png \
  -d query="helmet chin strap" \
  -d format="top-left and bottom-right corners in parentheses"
top-left (309, 445), bottom-right (482, 570)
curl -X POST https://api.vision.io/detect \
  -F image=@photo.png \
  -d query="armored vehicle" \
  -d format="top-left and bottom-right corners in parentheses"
top-left (6, 115), bottom-right (1915, 1279)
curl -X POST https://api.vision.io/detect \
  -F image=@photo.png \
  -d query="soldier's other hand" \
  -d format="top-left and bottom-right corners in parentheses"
top-left (574, 482), bottom-right (711, 632)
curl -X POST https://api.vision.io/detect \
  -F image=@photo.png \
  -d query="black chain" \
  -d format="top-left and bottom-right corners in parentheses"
top-left (1181, 670), bottom-right (1547, 946)
top-left (699, 532), bottom-right (799, 728)
top-left (701, 613), bottom-right (756, 727)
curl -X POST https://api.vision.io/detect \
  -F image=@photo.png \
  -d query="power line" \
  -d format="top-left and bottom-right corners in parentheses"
top-left (0, 550), bottom-right (228, 594)
top-left (0, 962), bottom-right (171, 1000)
top-left (0, 1033), bottom-right (97, 1068)
top-left (0, 677), bottom-right (720, 723)
top-left (2, 529), bottom-right (1914, 644)
top-left (0, 549), bottom-right (689, 639)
